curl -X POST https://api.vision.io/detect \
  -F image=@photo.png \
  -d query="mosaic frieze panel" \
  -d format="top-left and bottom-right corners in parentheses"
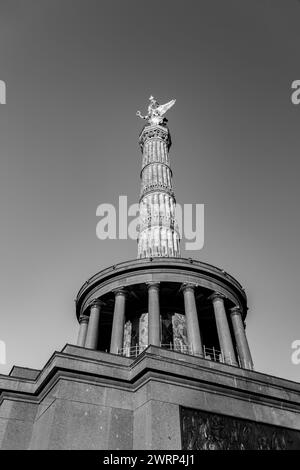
top-left (161, 313), bottom-right (173, 346)
top-left (172, 313), bottom-right (188, 352)
top-left (180, 407), bottom-right (300, 450)
top-left (123, 320), bottom-right (132, 357)
top-left (139, 312), bottom-right (148, 352)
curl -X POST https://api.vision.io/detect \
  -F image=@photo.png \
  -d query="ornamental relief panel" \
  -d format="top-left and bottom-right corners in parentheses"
top-left (180, 407), bottom-right (300, 450)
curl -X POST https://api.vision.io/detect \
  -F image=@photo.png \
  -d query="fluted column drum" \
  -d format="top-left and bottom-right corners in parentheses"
top-left (137, 125), bottom-right (180, 258)
top-left (230, 306), bottom-right (254, 369)
top-left (77, 316), bottom-right (89, 347)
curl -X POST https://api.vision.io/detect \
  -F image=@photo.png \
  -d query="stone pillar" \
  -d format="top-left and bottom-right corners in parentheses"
top-left (77, 316), bottom-right (89, 347)
top-left (182, 283), bottom-right (203, 356)
top-left (147, 282), bottom-right (161, 346)
top-left (230, 306), bottom-right (254, 370)
top-left (210, 293), bottom-right (238, 365)
top-left (110, 288), bottom-right (127, 354)
top-left (85, 299), bottom-right (103, 349)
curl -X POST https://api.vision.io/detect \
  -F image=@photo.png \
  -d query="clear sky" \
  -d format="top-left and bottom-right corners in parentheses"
top-left (0, 0), bottom-right (299, 382)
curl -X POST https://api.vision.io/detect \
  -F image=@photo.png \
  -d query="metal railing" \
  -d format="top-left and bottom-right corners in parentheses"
top-left (117, 343), bottom-right (253, 370)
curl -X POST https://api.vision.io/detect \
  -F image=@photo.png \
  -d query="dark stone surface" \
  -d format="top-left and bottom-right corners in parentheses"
top-left (0, 401), bottom-right (37, 450)
top-left (9, 366), bottom-right (40, 380)
top-left (181, 407), bottom-right (300, 450)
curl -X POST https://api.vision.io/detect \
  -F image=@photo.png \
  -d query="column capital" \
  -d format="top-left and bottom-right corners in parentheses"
top-left (230, 306), bottom-right (242, 316)
top-left (181, 282), bottom-right (197, 293)
top-left (112, 287), bottom-right (127, 298)
top-left (146, 281), bottom-right (160, 290)
top-left (209, 292), bottom-right (225, 303)
top-left (89, 298), bottom-right (105, 309)
top-left (79, 315), bottom-right (89, 324)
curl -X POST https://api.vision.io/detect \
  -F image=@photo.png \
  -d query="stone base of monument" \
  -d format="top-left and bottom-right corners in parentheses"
top-left (0, 344), bottom-right (299, 449)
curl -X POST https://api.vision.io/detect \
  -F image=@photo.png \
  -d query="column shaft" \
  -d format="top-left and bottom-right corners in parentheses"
top-left (230, 307), bottom-right (254, 369)
top-left (77, 316), bottom-right (89, 347)
top-left (110, 289), bottom-right (126, 354)
top-left (183, 284), bottom-right (203, 356)
top-left (211, 294), bottom-right (238, 365)
top-left (85, 300), bottom-right (102, 349)
top-left (148, 283), bottom-right (160, 346)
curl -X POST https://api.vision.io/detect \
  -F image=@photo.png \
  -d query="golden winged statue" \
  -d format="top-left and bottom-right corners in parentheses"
top-left (136, 96), bottom-right (176, 126)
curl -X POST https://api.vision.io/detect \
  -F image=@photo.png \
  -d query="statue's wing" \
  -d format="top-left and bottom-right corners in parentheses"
top-left (156, 99), bottom-right (176, 117)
